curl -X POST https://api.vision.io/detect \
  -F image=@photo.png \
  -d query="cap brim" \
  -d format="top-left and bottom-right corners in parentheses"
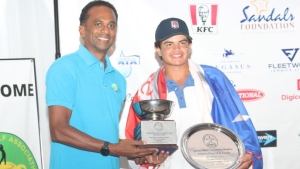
top-left (157, 33), bottom-right (193, 41)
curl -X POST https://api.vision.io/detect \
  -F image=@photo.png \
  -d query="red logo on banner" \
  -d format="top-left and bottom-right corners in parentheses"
top-left (281, 94), bottom-right (300, 101)
top-left (190, 5), bottom-right (217, 25)
top-left (298, 79), bottom-right (300, 90)
top-left (237, 89), bottom-right (265, 102)
top-left (189, 4), bottom-right (218, 34)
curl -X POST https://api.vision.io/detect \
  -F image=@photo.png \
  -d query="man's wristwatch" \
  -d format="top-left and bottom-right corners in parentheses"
top-left (100, 141), bottom-right (110, 156)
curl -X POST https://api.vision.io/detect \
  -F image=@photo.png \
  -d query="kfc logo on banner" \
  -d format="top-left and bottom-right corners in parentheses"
top-left (298, 79), bottom-right (300, 90)
top-left (189, 4), bottom-right (218, 34)
top-left (236, 89), bottom-right (265, 102)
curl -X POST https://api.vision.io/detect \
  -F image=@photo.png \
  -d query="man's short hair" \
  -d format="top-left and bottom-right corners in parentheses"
top-left (79, 0), bottom-right (118, 25)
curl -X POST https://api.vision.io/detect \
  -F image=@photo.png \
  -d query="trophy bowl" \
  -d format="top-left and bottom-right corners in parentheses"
top-left (132, 99), bottom-right (178, 155)
top-left (132, 99), bottom-right (174, 120)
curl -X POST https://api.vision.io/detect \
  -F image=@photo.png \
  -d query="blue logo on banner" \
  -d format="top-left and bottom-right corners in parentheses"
top-left (240, 0), bottom-right (296, 32)
top-left (268, 48), bottom-right (300, 72)
top-left (214, 48), bottom-right (250, 74)
top-left (240, 7), bottom-right (295, 23)
top-left (263, 133), bottom-right (276, 146)
top-left (223, 49), bottom-right (234, 58)
top-left (117, 51), bottom-right (140, 78)
top-left (282, 48), bottom-right (299, 62)
top-left (257, 130), bottom-right (277, 147)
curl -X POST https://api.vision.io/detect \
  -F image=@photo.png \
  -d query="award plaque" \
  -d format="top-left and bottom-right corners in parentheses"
top-left (181, 123), bottom-right (245, 169)
top-left (133, 99), bottom-right (178, 155)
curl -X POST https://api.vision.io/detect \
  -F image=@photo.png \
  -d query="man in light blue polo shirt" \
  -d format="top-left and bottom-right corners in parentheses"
top-left (46, 1), bottom-right (157, 169)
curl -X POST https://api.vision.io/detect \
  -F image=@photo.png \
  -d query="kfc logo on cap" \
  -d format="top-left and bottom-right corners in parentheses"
top-left (171, 21), bottom-right (179, 29)
top-left (189, 4), bottom-right (218, 34)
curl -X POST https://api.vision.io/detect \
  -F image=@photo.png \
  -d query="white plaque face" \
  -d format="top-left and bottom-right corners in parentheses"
top-left (181, 123), bottom-right (245, 169)
top-left (141, 120), bottom-right (177, 144)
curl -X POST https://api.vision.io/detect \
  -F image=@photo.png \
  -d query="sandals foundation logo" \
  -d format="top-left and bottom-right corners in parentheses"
top-left (240, 0), bottom-right (295, 34)
top-left (0, 132), bottom-right (38, 169)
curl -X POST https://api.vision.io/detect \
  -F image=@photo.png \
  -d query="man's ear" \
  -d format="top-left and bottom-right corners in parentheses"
top-left (79, 25), bottom-right (85, 38)
top-left (155, 47), bottom-right (162, 56)
top-left (189, 43), bottom-right (192, 52)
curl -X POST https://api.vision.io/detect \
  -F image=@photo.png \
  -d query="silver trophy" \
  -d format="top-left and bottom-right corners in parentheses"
top-left (133, 99), bottom-right (178, 155)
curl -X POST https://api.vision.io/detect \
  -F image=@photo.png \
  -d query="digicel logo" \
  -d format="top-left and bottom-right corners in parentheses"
top-left (236, 89), bottom-right (265, 102)
top-left (281, 94), bottom-right (300, 101)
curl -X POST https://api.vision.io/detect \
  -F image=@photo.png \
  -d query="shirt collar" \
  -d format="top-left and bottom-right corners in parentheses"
top-left (77, 45), bottom-right (114, 72)
top-left (166, 74), bottom-right (194, 92)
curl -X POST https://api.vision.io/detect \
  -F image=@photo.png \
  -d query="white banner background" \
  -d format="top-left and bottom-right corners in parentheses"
top-left (1, 0), bottom-right (300, 168)
top-left (0, 59), bottom-right (42, 168)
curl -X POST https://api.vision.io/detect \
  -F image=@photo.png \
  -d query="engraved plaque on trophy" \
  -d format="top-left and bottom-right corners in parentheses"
top-left (133, 99), bottom-right (178, 155)
top-left (181, 123), bottom-right (245, 169)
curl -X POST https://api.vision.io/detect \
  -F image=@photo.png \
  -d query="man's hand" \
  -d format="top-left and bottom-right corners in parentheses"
top-left (134, 156), bottom-right (147, 165)
top-left (109, 139), bottom-right (157, 158)
top-left (145, 150), bottom-right (169, 165)
top-left (237, 153), bottom-right (252, 169)
top-left (134, 150), bottom-right (169, 166)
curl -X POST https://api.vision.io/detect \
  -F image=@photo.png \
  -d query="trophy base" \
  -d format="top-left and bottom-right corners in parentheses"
top-left (139, 144), bottom-right (178, 155)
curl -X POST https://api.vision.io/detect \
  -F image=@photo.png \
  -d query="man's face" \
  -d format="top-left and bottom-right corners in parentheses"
top-left (79, 6), bottom-right (117, 55)
top-left (199, 6), bottom-right (209, 22)
top-left (156, 35), bottom-right (192, 67)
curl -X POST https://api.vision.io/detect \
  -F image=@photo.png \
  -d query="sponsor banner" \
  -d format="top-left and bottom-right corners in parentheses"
top-left (257, 130), bottom-right (277, 148)
top-left (0, 59), bottom-right (42, 169)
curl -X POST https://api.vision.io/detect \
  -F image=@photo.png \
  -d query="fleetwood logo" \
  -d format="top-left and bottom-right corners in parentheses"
top-left (236, 89), bottom-right (265, 101)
